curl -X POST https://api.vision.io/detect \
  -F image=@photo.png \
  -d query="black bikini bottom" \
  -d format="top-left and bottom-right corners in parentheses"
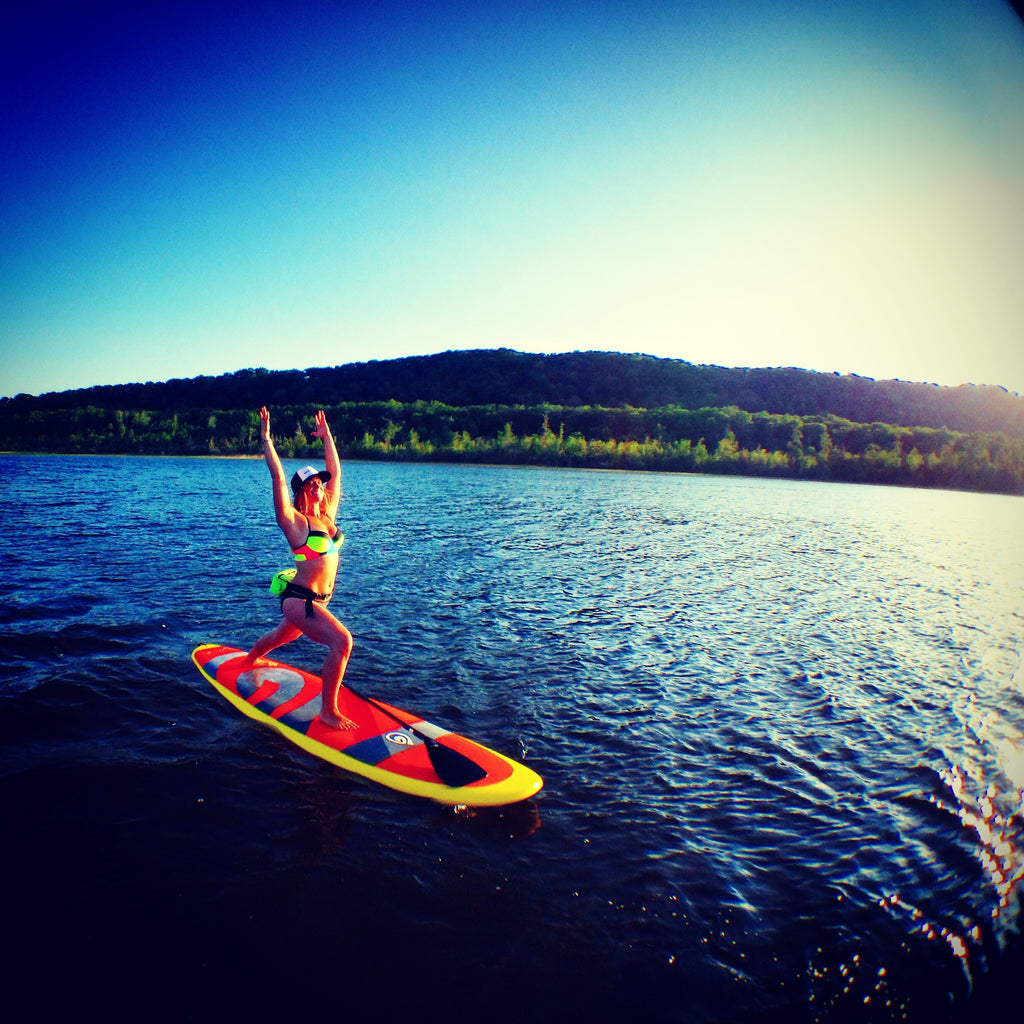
top-left (280, 581), bottom-right (331, 619)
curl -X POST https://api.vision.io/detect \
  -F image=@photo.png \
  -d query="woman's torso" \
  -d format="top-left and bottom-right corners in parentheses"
top-left (287, 514), bottom-right (342, 593)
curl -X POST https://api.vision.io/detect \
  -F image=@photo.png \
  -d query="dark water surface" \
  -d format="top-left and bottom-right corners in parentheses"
top-left (2, 455), bottom-right (1022, 1022)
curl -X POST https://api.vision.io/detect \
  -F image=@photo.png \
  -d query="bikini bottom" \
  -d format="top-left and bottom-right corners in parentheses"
top-left (280, 581), bottom-right (331, 619)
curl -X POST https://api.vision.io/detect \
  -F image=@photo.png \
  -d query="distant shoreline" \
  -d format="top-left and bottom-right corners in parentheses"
top-left (0, 450), bottom-right (261, 460)
top-left (3, 449), bottom-right (1022, 498)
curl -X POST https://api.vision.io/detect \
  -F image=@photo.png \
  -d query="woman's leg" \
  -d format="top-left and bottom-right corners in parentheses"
top-left (281, 599), bottom-right (355, 728)
top-left (240, 617), bottom-right (303, 667)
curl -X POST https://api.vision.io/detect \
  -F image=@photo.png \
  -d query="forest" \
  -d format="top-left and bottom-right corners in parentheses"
top-left (6, 349), bottom-right (1024, 438)
top-left (2, 350), bottom-right (1022, 495)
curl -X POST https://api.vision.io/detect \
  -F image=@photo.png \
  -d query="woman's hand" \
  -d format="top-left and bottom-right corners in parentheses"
top-left (310, 409), bottom-right (331, 440)
top-left (259, 406), bottom-right (271, 440)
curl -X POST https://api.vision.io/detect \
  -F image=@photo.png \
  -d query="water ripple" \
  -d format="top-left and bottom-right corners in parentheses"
top-left (1, 457), bottom-right (1022, 1020)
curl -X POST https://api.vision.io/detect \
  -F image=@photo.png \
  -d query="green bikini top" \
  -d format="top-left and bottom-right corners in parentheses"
top-left (291, 525), bottom-right (345, 562)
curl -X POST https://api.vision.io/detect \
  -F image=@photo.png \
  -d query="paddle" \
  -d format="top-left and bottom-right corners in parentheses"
top-left (346, 684), bottom-right (488, 788)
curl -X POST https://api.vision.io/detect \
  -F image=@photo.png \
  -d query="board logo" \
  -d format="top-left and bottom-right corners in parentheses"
top-left (385, 730), bottom-right (415, 746)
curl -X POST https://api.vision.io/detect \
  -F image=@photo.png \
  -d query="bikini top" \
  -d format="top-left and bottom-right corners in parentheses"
top-left (291, 523), bottom-right (345, 562)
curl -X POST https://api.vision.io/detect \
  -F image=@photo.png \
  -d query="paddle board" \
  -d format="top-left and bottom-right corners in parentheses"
top-left (191, 644), bottom-right (543, 806)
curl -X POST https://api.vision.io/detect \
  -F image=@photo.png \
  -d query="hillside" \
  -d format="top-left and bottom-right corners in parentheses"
top-left (4, 348), bottom-right (1023, 440)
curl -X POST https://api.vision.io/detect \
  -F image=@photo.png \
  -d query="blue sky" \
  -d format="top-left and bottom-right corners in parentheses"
top-left (3, 0), bottom-right (1023, 399)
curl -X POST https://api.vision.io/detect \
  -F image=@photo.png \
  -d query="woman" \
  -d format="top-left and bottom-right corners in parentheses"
top-left (241, 406), bottom-right (355, 729)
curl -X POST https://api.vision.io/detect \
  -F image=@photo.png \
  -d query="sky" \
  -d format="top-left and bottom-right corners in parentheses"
top-left (2, 0), bottom-right (1023, 400)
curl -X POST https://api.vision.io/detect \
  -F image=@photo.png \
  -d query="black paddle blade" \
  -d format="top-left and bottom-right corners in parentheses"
top-left (425, 738), bottom-right (488, 787)
top-left (347, 683), bottom-right (488, 787)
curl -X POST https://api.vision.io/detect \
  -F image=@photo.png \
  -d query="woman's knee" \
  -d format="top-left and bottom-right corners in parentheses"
top-left (331, 623), bottom-right (353, 656)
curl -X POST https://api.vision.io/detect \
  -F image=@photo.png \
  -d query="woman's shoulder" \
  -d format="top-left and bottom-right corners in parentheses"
top-left (276, 506), bottom-right (307, 540)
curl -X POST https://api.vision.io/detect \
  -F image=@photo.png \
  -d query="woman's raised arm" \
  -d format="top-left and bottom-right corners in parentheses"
top-left (312, 409), bottom-right (342, 516)
top-left (259, 406), bottom-right (298, 531)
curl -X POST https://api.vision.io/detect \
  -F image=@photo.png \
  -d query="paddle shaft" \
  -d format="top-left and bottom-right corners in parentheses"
top-left (345, 684), bottom-right (437, 746)
top-left (344, 685), bottom-right (487, 787)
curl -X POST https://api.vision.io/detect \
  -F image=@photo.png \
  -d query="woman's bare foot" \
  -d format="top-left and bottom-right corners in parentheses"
top-left (319, 710), bottom-right (359, 730)
top-left (238, 654), bottom-right (272, 670)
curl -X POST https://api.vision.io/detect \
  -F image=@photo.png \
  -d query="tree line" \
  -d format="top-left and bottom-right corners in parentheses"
top-left (5, 348), bottom-right (1023, 439)
top-left (3, 399), bottom-right (1021, 495)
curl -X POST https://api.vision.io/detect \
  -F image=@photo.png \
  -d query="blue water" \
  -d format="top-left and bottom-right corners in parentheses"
top-left (2, 454), bottom-right (1022, 1022)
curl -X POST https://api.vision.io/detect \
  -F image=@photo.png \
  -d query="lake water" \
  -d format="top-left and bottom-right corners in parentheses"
top-left (1, 454), bottom-right (1022, 1023)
